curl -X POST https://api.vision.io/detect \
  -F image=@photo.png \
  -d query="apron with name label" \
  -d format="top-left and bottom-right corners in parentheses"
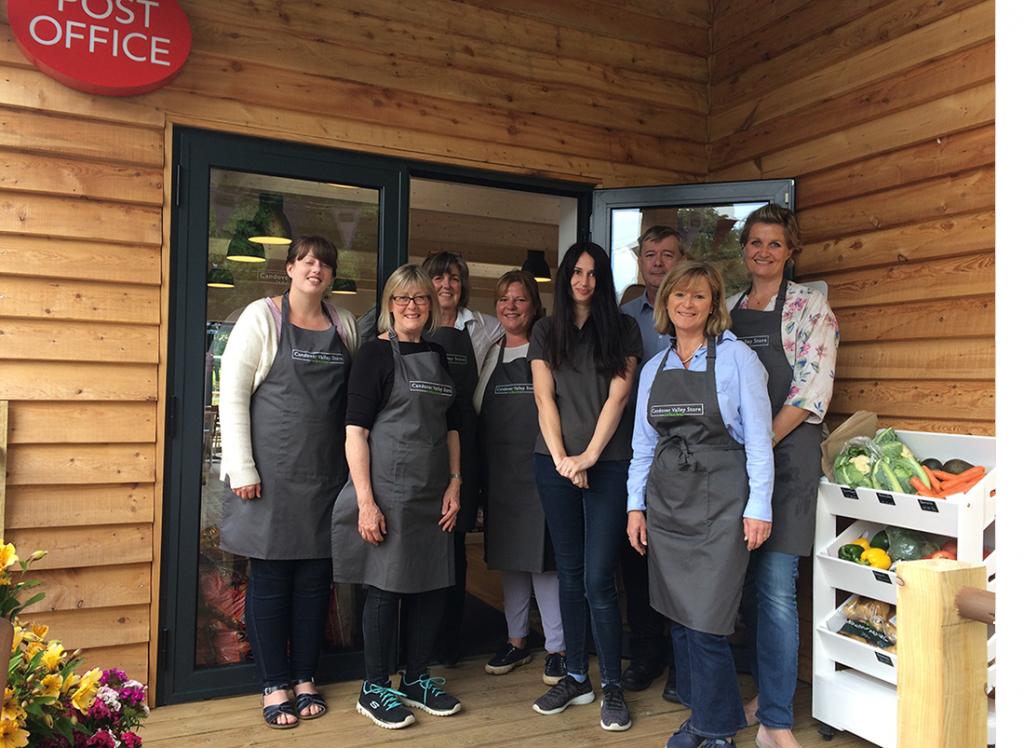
top-left (332, 334), bottom-right (456, 593)
top-left (220, 292), bottom-right (351, 560)
top-left (479, 337), bottom-right (555, 573)
top-left (645, 338), bottom-right (750, 635)
top-left (731, 281), bottom-right (822, 557)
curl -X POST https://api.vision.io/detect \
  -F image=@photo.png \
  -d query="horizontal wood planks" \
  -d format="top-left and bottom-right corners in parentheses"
top-left (709, 0), bottom-right (994, 434)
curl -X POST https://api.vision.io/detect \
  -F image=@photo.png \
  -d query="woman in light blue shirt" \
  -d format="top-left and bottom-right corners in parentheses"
top-left (627, 261), bottom-right (773, 748)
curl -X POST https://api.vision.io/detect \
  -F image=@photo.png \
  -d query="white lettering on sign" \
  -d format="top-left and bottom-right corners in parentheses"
top-left (10, 0), bottom-right (191, 96)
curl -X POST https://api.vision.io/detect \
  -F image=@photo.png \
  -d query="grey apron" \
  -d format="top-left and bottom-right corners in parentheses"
top-left (424, 325), bottom-right (481, 533)
top-left (479, 337), bottom-right (555, 574)
top-left (331, 334), bottom-right (456, 593)
top-left (645, 338), bottom-right (750, 636)
top-left (731, 281), bottom-right (822, 556)
top-left (220, 292), bottom-right (351, 560)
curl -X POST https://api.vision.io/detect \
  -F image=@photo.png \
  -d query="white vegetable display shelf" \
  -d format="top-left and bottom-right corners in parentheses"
top-left (812, 430), bottom-right (996, 747)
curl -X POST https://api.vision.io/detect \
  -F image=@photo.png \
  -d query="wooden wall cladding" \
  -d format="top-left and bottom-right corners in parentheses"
top-left (709, 0), bottom-right (995, 436)
top-left (0, 0), bottom-right (713, 693)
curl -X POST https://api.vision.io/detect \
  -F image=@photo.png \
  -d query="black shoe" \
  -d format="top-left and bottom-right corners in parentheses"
top-left (434, 641), bottom-right (462, 667)
top-left (600, 683), bottom-right (632, 731)
top-left (357, 681), bottom-right (416, 729)
top-left (485, 643), bottom-right (532, 675)
top-left (543, 652), bottom-right (567, 686)
top-left (532, 675), bottom-right (595, 715)
top-left (662, 666), bottom-right (680, 704)
top-left (621, 659), bottom-right (664, 691)
top-left (398, 672), bottom-right (462, 716)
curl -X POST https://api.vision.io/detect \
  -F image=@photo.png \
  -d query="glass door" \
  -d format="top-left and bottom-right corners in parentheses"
top-left (591, 180), bottom-right (795, 299)
top-left (162, 128), bottom-right (403, 704)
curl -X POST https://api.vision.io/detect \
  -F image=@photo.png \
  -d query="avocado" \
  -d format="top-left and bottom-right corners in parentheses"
top-left (942, 458), bottom-right (975, 475)
top-left (920, 458), bottom-right (943, 471)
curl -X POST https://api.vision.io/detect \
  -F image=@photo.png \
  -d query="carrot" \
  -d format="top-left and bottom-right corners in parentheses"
top-left (910, 476), bottom-right (942, 498)
top-left (931, 469), bottom-right (960, 482)
top-left (939, 473), bottom-right (985, 497)
top-left (922, 465), bottom-right (940, 490)
top-left (951, 465), bottom-right (985, 481)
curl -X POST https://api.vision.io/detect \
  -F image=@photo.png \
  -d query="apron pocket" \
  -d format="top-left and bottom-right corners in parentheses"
top-left (647, 467), bottom-right (710, 539)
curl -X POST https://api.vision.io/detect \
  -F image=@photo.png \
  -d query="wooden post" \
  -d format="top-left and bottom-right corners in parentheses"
top-left (0, 400), bottom-right (7, 540)
top-left (896, 559), bottom-right (988, 748)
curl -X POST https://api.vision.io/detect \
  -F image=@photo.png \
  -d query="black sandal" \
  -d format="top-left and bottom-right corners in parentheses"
top-left (294, 679), bottom-right (327, 720)
top-left (261, 685), bottom-right (298, 729)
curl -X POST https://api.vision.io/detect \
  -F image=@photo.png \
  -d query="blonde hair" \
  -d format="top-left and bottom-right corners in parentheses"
top-left (653, 261), bottom-right (731, 338)
top-left (377, 264), bottom-right (440, 335)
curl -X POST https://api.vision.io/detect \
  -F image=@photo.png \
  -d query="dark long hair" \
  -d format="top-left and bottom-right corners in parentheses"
top-left (547, 242), bottom-right (630, 378)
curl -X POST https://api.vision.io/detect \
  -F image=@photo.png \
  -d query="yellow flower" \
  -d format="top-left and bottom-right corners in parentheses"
top-left (71, 668), bottom-right (101, 714)
top-left (0, 545), bottom-right (19, 570)
top-left (0, 718), bottom-right (29, 748)
top-left (9, 629), bottom-right (22, 655)
top-left (38, 674), bottom-right (62, 698)
top-left (30, 624), bottom-right (48, 640)
top-left (1, 690), bottom-right (24, 724)
top-left (40, 642), bottom-right (64, 672)
top-left (21, 641), bottom-right (43, 664)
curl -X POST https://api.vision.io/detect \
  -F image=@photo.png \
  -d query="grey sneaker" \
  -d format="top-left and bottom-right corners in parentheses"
top-left (543, 652), bottom-right (568, 685)
top-left (600, 683), bottom-right (632, 731)
top-left (356, 681), bottom-right (415, 729)
top-left (398, 672), bottom-right (462, 716)
top-left (532, 675), bottom-right (595, 715)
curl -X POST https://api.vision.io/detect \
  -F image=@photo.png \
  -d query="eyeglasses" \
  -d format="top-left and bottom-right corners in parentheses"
top-left (391, 294), bottom-right (432, 306)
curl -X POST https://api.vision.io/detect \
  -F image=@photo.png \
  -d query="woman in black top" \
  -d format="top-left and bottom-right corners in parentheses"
top-left (332, 264), bottom-right (463, 730)
top-left (528, 242), bottom-right (642, 732)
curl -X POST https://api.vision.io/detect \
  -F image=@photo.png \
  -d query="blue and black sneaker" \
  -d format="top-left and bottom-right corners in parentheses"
top-left (398, 672), bottom-right (462, 716)
top-left (357, 680), bottom-right (416, 729)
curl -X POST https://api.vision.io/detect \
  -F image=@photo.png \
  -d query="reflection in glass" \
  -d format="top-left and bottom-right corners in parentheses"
top-left (197, 169), bottom-right (379, 669)
top-left (610, 202), bottom-right (768, 301)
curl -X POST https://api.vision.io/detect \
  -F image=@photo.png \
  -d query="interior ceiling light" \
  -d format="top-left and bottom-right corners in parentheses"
top-left (248, 192), bottom-right (293, 244)
top-left (207, 266), bottom-right (235, 288)
top-left (225, 225), bottom-right (266, 263)
top-left (332, 277), bottom-right (358, 295)
top-left (522, 249), bottom-right (552, 282)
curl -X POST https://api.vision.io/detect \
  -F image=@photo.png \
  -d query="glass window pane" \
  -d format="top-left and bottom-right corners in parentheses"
top-left (197, 169), bottom-right (378, 669)
top-left (609, 202), bottom-right (768, 301)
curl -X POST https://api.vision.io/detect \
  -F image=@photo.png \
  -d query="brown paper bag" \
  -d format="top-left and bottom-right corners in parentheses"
top-left (821, 411), bottom-right (878, 481)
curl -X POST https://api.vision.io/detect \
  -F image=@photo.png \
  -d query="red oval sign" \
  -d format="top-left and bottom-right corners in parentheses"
top-left (8, 0), bottom-right (192, 97)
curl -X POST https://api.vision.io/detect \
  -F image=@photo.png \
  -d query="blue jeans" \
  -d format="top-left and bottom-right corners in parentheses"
top-left (246, 557), bottom-right (334, 689)
top-left (535, 455), bottom-right (627, 685)
top-left (740, 549), bottom-right (800, 729)
top-left (671, 622), bottom-right (745, 739)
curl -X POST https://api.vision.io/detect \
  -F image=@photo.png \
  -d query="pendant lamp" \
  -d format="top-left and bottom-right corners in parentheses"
top-left (522, 249), bottom-right (552, 282)
top-left (225, 221), bottom-right (266, 263)
top-left (332, 277), bottom-right (358, 295)
top-left (207, 266), bottom-right (235, 288)
top-left (249, 193), bottom-right (293, 245)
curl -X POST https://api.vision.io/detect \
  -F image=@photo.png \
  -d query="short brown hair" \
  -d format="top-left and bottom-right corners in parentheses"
top-left (287, 235), bottom-right (338, 274)
top-left (739, 204), bottom-right (801, 266)
top-left (422, 252), bottom-right (472, 309)
top-left (494, 269), bottom-right (542, 334)
top-left (377, 264), bottom-right (440, 335)
top-left (636, 225), bottom-right (684, 257)
top-left (653, 261), bottom-right (731, 338)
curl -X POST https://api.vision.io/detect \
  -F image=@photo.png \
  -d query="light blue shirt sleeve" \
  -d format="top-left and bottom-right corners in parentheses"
top-left (626, 332), bottom-right (774, 521)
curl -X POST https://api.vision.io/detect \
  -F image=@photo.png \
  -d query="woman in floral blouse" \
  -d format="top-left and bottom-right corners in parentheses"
top-left (726, 204), bottom-right (839, 748)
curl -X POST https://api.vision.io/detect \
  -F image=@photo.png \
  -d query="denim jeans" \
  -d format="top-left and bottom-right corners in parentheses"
top-left (362, 585), bottom-right (446, 684)
top-left (246, 557), bottom-right (334, 689)
top-left (740, 549), bottom-right (800, 729)
top-left (671, 622), bottom-right (746, 739)
top-left (534, 455), bottom-right (627, 685)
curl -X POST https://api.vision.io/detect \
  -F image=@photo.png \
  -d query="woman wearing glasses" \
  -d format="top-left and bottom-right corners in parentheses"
top-left (332, 264), bottom-right (463, 730)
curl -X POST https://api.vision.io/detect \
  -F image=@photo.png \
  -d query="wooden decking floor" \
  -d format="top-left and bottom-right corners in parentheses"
top-left (141, 657), bottom-right (878, 747)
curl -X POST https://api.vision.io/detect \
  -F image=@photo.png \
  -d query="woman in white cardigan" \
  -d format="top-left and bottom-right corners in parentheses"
top-left (219, 236), bottom-right (358, 730)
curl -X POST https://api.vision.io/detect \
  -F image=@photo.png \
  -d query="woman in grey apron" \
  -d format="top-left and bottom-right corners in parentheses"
top-left (727, 205), bottom-right (839, 748)
top-left (219, 237), bottom-right (355, 729)
top-left (421, 251), bottom-right (502, 665)
top-left (332, 264), bottom-right (463, 730)
top-left (627, 261), bottom-right (774, 748)
top-left (475, 271), bottom-right (564, 684)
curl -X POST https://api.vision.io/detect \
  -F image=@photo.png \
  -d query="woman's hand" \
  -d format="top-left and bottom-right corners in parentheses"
top-left (358, 500), bottom-right (387, 545)
top-left (627, 510), bottom-right (647, 555)
top-left (557, 454), bottom-right (595, 484)
top-left (232, 484), bottom-right (261, 500)
top-left (743, 518), bottom-right (772, 551)
top-left (439, 479), bottom-right (461, 532)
